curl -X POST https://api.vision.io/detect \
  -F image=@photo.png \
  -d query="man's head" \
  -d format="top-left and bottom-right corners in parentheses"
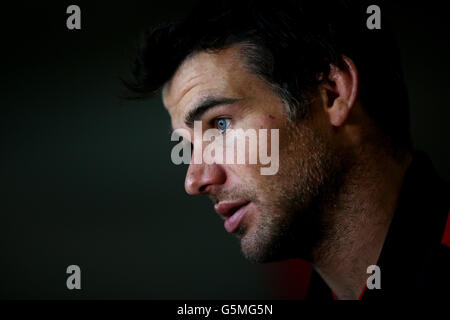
top-left (126, 0), bottom-right (411, 262)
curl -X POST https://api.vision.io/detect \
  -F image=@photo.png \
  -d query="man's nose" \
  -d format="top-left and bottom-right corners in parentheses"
top-left (185, 163), bottom-right (226, 195)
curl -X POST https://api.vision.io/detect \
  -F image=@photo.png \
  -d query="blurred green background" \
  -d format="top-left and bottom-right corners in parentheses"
top-left (1, 1), bottom-right (449, 299)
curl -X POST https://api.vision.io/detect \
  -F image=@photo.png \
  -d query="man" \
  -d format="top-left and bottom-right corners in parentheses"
top-left (126, 0), bottom-right (450, 299)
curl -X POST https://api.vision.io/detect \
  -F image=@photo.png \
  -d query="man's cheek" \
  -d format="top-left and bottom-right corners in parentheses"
top-left (224, 164), bottom-right (260, 186)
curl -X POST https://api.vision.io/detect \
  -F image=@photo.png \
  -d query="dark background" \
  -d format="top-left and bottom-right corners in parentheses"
top-left (1, 1), bottom-right (449, 299)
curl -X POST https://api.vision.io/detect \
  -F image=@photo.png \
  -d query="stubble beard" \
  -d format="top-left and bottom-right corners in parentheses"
top-left (237, 123), bottom-right (344, 263)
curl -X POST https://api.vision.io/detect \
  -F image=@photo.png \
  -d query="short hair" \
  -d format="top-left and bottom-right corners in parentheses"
top-left (125, 0), bottom-right (411, 149)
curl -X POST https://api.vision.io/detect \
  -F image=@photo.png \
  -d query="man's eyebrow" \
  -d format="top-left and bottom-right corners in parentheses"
top-left (184, 96), bottom-right (240, 128)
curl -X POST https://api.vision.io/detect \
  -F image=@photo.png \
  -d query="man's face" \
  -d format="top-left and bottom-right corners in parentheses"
top-left (163, 45), bottom-right (340, 262)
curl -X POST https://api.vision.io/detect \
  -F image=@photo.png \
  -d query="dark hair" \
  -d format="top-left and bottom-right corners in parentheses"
top-left (125, 0), bottom-right (411, 148)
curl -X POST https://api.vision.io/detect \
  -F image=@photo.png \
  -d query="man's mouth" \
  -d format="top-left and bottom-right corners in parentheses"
top-left (214, 200), bottom-right (251, 233)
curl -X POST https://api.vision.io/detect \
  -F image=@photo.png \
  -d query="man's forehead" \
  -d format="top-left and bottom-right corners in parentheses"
top-left (162, 46), bottom-right (245, 122)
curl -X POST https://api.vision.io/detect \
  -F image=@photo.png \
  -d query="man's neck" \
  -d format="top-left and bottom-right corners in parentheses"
top-left (311, 148), bottom-right (412, 299)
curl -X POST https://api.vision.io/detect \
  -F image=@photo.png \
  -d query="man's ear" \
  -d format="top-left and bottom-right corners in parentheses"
top-left (321, 56), bottom-right (358, 127)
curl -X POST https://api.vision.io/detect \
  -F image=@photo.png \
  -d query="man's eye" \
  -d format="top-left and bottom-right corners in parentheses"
top-left (214, 117), bottom-right (232, 133)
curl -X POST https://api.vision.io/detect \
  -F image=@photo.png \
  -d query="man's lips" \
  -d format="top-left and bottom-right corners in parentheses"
top-left (214, 200), bottom-right (251, 233)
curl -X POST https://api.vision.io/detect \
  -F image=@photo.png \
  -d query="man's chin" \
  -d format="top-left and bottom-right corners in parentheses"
top-left (238, 230), bottom-right (287, 263)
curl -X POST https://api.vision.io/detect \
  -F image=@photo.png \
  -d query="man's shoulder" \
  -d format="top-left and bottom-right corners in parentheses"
top-left (379, 151), bottom-right (450, 297)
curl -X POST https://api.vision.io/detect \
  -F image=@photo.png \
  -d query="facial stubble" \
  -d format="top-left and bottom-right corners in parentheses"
top-left (235, 122), bottom-right (344, 263)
